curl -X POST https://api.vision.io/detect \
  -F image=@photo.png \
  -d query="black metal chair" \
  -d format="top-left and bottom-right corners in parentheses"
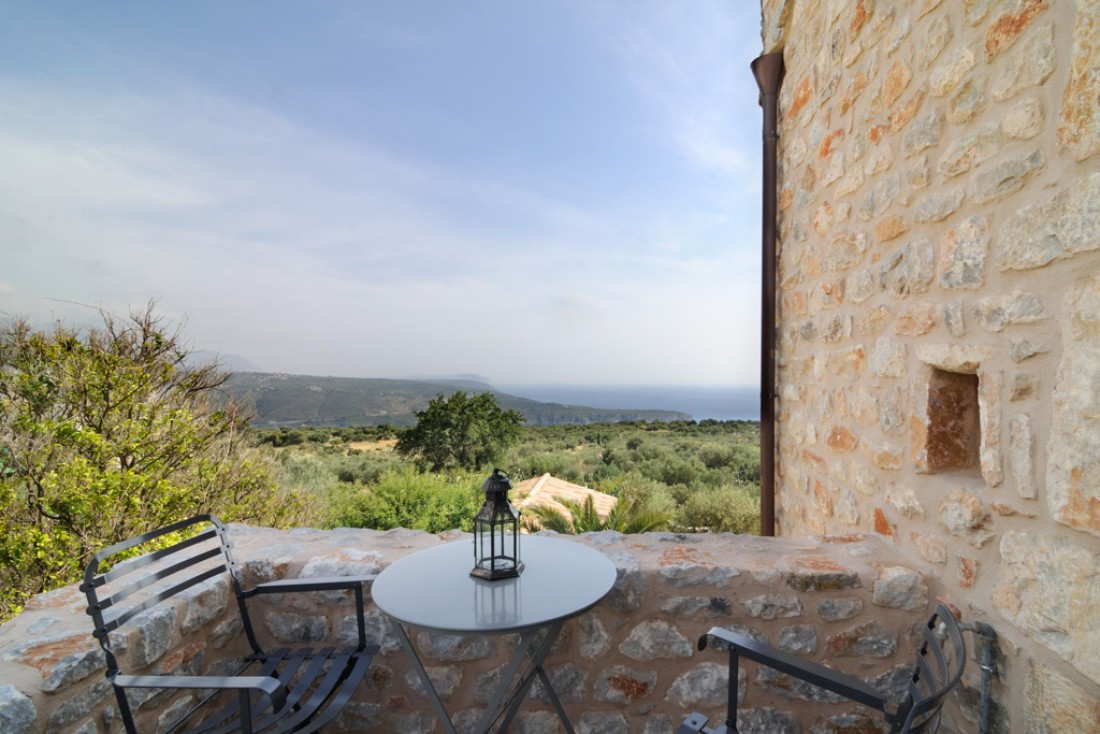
top-left (82, 514), bottom-right (378, 734)
top-left (678, 603), bottom-right (966, 734)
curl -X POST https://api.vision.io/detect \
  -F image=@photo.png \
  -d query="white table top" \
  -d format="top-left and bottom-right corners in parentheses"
top-left (372, 536), bottom-right (617, 634)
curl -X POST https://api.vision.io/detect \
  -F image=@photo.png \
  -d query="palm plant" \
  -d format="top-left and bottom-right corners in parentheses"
top-left (524, 495), bottom-right (671, 534)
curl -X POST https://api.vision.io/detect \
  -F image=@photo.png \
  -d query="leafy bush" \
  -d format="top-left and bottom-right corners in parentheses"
top-left (676, 484), bottom-right (760, 534)
top-left (326, 468), bottom-right (482, 533)
top-left (0, 308), bottom-right (306, 621)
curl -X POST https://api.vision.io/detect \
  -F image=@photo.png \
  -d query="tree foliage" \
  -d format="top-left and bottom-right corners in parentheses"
top-left (395, 391), bottom-right (524, 471)
top-left (524, 494), bottom-right (671, 534)
top-left (0, 307), bottom-right (306, 620)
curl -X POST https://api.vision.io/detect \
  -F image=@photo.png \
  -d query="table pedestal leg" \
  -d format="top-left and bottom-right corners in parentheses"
top-left (390, 619), bottom-right (460, 734)
top-left (391, 618), bottom-right (576, 734)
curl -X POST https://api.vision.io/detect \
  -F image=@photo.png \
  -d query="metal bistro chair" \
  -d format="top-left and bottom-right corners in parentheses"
top-left (679, 603), bottom-right (966, 734)
top-left (82, 514), bottom-right (378, 734)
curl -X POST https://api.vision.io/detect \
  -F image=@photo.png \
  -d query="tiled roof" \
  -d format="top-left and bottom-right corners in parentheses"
top-left (512, 473), bottom-right (618, 523)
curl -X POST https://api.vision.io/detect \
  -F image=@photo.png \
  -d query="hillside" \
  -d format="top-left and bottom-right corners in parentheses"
top-left (224, 373), bottom-right (692, 427)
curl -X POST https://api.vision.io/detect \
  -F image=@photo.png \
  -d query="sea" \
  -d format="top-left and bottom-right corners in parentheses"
top-left (499, 385), bottom-right (760, 422)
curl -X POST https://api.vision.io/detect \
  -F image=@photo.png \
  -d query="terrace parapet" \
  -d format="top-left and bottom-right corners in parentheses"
top-left (0, 527), bottom-right (938, 733)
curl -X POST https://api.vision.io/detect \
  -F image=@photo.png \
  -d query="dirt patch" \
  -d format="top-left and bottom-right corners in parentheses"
top-left (346, 439), bottom-right (398, 452)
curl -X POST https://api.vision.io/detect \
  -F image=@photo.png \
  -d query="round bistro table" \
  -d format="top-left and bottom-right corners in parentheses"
top-left (372, 536), bottom-right (617, 734)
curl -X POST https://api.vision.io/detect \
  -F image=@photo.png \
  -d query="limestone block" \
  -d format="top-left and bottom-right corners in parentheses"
top-left (870, 337), bottom-right (905, 377)
top-left (619, 621), bottom-right (693, 661)
top-left (1, 632), bottom-right (105, 694)
top-left (530, 664), bottom-right (585, 703)
top-left (404, 665), bottom-right (461, 701)
top-left (896, 302), bottom-right (938, 336)
top-left (785, 557), bottom-right (861, 592)
top-left (1002, 95), bottom-right (1044, 139)
top-left (995, 531), bottom-right (1100, 684)
top-left (594, 666), bottom-right (658, 704)
top-left (415, 631), bottom-right (495, 662)
top-left (984, 0), bottom-right (1050, 60)
top-left (911, 532), bottom-right (948, 565)
top-left (816, 598), bottom-right (863, 622)
top-left (991, 22), bottom-right (1055, 101)
top-left (970, 150), bottom-right (1045, 205)
top-left (266, 612), bottom-right (329, 644)
top-left (939, 490), bottom-right (994, 548)
top-left (1010, 373), bottom-right (1038, 400)
top-left (944, 299), bottom-right (966, 337)
top-left (826, 425), bottom-right (859, 452)
top-left (825, 620), bottom-right (897, 658)
top-left (732, 708), bottom-right (799, 734)
top-left (1009, 414), bottom-right (1036, 500)
top-left (603, 550), bottom-right (646, 611)
top-left (45, 680), bottom-right (111, 731)
top-left (979, 370), bottom-right (1005, 487)
top-left (777, 625), bottom-right (818, 655)
top-left (742, 593), bottom-right (803, 620)
top-left (858, 174), bottom-right (900, 221)
top-left (886, 484), bottom-right (924, 518)
top-left (578, 612), bottom-right (611, 660)
top-left (1024, 656), bottom-right (1100, 732)
top-left (972, 290), bottom-right (1045, 332)
top-left (856, 305), bottom-right (892, 337)
top-left (660, 596), bottom-right (732, 619)
top-left (965, 0), bottom-right (995, 27)
top-left (665, 663), bottom-right (733, 708)
top-left (880, 58), bottom-right (915, 107)
top-left (939, 126), bottom-right (1002, 178)
top-left (179, 577), bottom-right (229, 634)
top-left (929, 45), bottom-right (975, 97)
top-left (918, 14), bottom-right (952, 70)
top-left (1058, 0), bottom-right (1100, 161)
top-left (131, 606), bottom-right (177, 668)
top-left (914, 188), bottom-right (965, 222)
top-left (848, 269), bottom-right (875, 303)
top-left (657, 546), bottom-right (739, 588)
top-left (0, 685), bottom-right (36, 734)
top-left (998, 171), bottom-right (1100, 271)
top-left (1010, 337), bottom-right (1048, 362)
top-left (880, 386), bottom-right (905, 435)
top-left (1048, 274), bottom-right (1100, 536)
top-left (903, 108), bottom-right (944, 157)
top-left (949, 77), bottom-right (987, 123)
top-left (872, 566), bottom-right (927, 611)
top-left (940, 216), bottom-right (990, 290)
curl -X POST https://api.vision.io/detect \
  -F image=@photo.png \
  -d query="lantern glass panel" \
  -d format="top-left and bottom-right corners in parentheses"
top-left (471, 469), bottom-right (524, 580)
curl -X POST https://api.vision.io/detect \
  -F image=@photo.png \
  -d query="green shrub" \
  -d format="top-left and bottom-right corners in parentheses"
top-left (325, 468), bottom-right (482, 533)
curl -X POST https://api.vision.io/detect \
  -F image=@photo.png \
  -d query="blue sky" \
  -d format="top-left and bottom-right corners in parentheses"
top-left (1, 1), bottom-right (765, 387)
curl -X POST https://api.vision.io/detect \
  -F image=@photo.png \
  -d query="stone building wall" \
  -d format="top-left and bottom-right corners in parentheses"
top-left (761, 0), bottom-right (1100, 730)
top-left (0, 527), bottom-right (928, 733)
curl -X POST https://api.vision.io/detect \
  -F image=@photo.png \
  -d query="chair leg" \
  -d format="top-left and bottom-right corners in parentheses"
top-left (677, 712), bottom-right (712, 734)
top-left (724, 648), bottom-right (740, 733)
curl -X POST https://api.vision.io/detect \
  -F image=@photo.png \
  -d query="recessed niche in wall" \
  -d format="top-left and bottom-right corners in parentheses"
top-left (925, 368), bottom-right (980, 472)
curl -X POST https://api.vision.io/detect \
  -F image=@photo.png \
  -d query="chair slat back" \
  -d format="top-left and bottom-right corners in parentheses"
top-left (893, 604), bottom-right (966, 733)
top-left (81, 515), bottom-right (237, 671)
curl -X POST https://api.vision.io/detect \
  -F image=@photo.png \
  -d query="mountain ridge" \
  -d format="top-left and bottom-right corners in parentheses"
top-left (223, 372), bottom-right (693, 427)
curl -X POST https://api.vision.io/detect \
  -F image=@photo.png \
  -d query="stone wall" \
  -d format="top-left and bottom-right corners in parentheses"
top-left (761, 0), bottom-right (1100, 730)
top-left (0, 527), bottom-right (930, 733)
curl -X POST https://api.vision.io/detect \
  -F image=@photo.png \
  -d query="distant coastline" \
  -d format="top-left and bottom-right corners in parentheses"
top-left (498, 385), bottom-right (760, 422)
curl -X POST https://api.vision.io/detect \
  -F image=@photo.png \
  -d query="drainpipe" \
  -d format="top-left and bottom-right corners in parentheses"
top-left (960, 621), bottom-right (999, 734)
top-left (751, 51), bottom-right (784, 537)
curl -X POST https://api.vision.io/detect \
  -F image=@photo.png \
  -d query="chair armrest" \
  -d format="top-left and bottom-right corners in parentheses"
top-left (113, 674), bottom-right (287, 713)
top-left (700, 627), bottom-right (890, 713)
top-left (247, 575), bottom-right (377, 596)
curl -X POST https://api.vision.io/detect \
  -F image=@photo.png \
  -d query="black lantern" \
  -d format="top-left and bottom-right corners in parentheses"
top-left (470, 468), bottom-right (524, 580)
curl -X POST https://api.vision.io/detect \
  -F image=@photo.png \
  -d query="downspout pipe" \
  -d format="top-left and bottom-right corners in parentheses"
top-left (751, 51), bottom-right (784, 537)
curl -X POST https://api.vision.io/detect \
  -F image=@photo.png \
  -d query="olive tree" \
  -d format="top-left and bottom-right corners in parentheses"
top-left (0, 307), bottom-right (305, 620)
top-left (395, 391), bottom-right (524, 471)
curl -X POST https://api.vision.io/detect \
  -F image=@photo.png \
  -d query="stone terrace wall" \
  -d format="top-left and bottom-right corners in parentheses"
top-left (0, 527), bottom-right (932, 734)
top-left (761, 0), bottom-right (1100, 730)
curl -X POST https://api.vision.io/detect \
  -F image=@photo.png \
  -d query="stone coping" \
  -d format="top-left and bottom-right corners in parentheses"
top-left (0, 527), bottom-right (934, 733)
